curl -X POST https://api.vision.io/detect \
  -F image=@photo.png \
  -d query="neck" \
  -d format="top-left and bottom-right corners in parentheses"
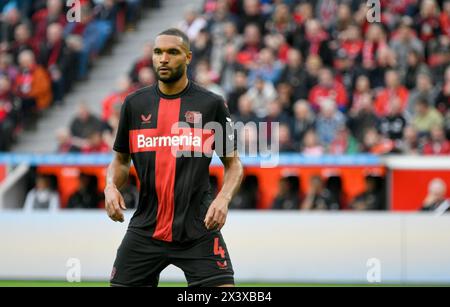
top-left (158, 76), bottom-right (189, 96)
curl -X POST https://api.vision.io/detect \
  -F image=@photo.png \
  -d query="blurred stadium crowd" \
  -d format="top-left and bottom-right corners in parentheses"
top-left (0, 0), bottom-right (154, 151)
top-left (51, 0), bottom-right (450, 156)
top-left (1, 0), bottom-right (449, 211)
top-left (1, 0), bottom-right (449, 155)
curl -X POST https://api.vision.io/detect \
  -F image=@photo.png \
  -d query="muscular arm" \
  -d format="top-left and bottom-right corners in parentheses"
top-left (217, 152), bottom-right (244, 202)
top-left (204, 150), bottom-right (244, 230)
top-left (106, 152), bottom-right (131, 190)
top-left (104, 152), bottom-right (131, 222)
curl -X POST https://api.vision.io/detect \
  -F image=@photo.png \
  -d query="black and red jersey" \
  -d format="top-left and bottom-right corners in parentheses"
top-left (113, 81), bottom-right (236, 243)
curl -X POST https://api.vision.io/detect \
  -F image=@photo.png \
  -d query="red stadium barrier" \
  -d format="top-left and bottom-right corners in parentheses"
top-left (36, 164), bottom-right (384, 209)
top-left (37, 166), bottom-right (138, 208)
top-left (5, 155), bottom-right (445, 211)
top-left (391, 169), bottom-right (450, 211)
top-left (0, 165), bottom-right (6, 183)
top-left (211, 165), bottom-right (385, 209)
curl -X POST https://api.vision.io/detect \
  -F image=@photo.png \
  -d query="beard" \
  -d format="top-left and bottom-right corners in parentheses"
top-left (156, 64), bottom-right (185, 83)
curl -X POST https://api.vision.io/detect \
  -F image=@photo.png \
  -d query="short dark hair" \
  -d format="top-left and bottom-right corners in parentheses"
top-left (157, 28), bottom-right (190, 51)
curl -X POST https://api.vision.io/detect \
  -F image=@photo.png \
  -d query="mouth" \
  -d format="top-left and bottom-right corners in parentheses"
top-left (158, 67), bottom-right (170, 73)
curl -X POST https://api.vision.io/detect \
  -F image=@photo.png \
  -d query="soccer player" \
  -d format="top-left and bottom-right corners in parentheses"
top-left (104, 28), bottom-right (244, 287)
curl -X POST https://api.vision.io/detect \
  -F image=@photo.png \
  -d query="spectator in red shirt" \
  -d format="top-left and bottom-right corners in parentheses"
top-left (337, 24), bottom-right (363, 61)
top-left (292, 2), bottom-right (313, 27)
top-left (0, 75), bottom-right (14, 122)
top-left (360, 23), bottom-right (388, 73)
top-left (135, 66), bottom-right (155, 90)
top-left (381, 0), bottom-right (412, 17)
top-left (81, 130), bottom-right (110, 153)
top-left (308, 67), bottom-right (349, 112)
top-left (38, 23), bottom-right (76, 105)
top-left (415, 0), bottom-right (441, 44)
top-left (0, 75), bottom-right (18, 150)
top-left (350, 75), bottom-right (373, 115)
top-left (56, 127), bottom-right (77, 153)
top-left (423, 125), bottom-right (450, 155)
top-left (316, 0), bottom-right (338, 30)
top-left (440, 0), bottom-right (450, 36)
top-left (101, 75), bottom-right (133, 121)
top-left (9, 23), bottom-right (38, 65)
top-left (128, 42), bottom-right (153, 83)
top-left (236, 23), bottom-right (263, 69)
top-left (297, 19), bottom-right (333, 67)
top-left (31, 0), bottom-right (67, 47)
top-left (375, 69), bottom-right (409, 117)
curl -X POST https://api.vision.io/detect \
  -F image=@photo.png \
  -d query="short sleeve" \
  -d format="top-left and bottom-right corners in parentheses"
top-left (113, 98), bottom-right (130, 153)
top-left (214, 98), bottom-right (237, 157)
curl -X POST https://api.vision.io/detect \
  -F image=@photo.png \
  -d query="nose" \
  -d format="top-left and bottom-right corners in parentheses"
top-left (160, 52), bottom-right (169, 63)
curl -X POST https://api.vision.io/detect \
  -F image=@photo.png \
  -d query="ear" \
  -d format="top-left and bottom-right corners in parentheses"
top-left (186, 51), bottom-right (193, 65)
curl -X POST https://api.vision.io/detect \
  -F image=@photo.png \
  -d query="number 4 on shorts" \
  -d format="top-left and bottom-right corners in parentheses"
top-left (214, 237), bottom-right (225, 258)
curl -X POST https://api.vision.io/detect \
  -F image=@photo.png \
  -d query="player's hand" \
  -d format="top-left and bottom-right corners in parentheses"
top-left (204, 195), bottom-right (230, 231)
top-left (104, 185), bottom-right (127, 223)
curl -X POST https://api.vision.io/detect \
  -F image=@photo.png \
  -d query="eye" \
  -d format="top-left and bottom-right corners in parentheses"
top-left (154, 49), bottom-right (162, 55)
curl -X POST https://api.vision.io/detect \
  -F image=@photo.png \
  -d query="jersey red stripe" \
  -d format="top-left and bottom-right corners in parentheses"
top-left (153, 97), bottom-right (181, 242)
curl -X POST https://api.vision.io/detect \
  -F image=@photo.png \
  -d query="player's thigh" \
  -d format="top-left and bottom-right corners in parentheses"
top-left (110, 230), bottom-right (168, 287)
top-left (171, 231), bottom-right (235, 287)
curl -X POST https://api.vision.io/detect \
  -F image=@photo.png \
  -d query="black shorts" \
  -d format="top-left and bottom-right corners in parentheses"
top-left (110, 230), bottom-right (234, 287)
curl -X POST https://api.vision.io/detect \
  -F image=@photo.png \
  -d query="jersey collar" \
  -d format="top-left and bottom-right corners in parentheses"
top-left (156, 80), bottom-right (191, 99)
